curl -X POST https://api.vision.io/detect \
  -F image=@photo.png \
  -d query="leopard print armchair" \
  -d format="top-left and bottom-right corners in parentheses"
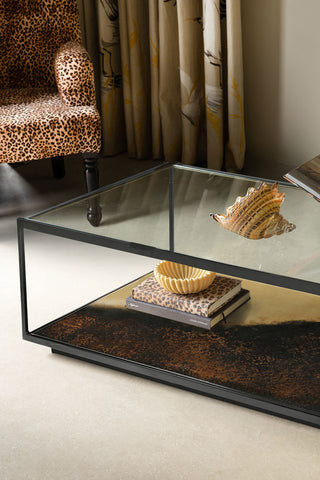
top-left (0, 0), bottom-right (102, 223)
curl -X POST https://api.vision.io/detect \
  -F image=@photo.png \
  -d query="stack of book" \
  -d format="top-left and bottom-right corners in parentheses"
top-left (126, 275), bottom-right (250, 330)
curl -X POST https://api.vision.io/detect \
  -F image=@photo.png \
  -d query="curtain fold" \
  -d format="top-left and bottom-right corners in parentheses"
top-left (93, 0), bottom-right (245, 170)
top-left (96, 0), bottom-right (127, 156)
top-left (203, 0), bottom-right (224, 169)
top-left (148, 0), bottom-right (162, 159)
top-left (177, 1), bottom-right (205, 166)
top-left (225, 0), bottom-right (245, 171)
top-left (77, 0), bottom-right (101, 108)
top-left (158, 1), bottom-right (181, 163)
top-left (118, 0), bottom-right (151, 158)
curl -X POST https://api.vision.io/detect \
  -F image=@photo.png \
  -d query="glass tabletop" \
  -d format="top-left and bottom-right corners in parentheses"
top-left (29, 163), bottom-right (320, 292)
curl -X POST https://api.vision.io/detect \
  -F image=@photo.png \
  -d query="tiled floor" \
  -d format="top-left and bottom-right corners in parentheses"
top-left (1, 155), bottom-right (320, 480)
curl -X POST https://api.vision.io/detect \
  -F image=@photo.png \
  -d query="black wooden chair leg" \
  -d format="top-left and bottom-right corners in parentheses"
top-left (84, 156), bottom-right (102, 227)
top-left (51, 156), bottom-right (65, 179)
top-left (84, 157), bottom-right (99, 192)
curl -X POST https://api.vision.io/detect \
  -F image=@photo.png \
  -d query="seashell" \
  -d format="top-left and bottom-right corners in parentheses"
top-left (210, 182), bottom-right (296, 239)
top-left (154, 261), bottom-right (215, 294)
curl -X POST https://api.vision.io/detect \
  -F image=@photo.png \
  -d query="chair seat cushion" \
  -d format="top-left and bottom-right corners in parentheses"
top-left (0, 87), bottom-right (101, 163)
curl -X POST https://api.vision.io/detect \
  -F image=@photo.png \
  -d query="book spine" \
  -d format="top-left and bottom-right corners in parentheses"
top-left (126, 298), bottom-right (213, 330)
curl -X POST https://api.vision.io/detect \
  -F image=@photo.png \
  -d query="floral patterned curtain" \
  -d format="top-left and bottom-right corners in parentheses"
top-left (94, 0), bottom-right (245, 171)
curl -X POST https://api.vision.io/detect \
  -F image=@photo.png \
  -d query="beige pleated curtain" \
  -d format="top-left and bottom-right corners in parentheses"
top-left (93, 0), bottom-right (245, 171)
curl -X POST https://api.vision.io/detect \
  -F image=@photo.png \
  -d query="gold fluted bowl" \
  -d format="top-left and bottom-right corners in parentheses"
top-left (154, 261), bottom-right (215, 295)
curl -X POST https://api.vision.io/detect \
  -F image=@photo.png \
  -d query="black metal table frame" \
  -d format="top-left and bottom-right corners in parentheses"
top-left (17, 163), bottom-right (320, 429)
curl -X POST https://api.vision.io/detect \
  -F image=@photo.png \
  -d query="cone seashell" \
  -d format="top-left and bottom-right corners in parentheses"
top-left (154, 261), bottom-right (215, 294)
top-left (210, 182), bottom-right (296, 239)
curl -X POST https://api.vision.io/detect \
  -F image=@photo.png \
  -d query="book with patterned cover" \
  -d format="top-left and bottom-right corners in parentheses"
top-left (131, 275), bottom-right (241, 318)
top-left (126, 289), bottom-right (250, 330)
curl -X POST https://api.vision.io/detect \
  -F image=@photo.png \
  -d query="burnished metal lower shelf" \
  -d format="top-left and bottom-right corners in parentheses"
top-left (30, 281), bottom-right (320, 430)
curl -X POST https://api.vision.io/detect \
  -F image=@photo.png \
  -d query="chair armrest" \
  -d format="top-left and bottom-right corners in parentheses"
top-left (54, 42), bottom-right (96, 107)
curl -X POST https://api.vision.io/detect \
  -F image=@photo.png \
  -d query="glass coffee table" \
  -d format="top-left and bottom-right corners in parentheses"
top-left (18, 163), bottom-right (320, 428)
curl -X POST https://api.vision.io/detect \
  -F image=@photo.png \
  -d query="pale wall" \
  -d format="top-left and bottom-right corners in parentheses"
top-left (241, 0), bottom-right (320, 178)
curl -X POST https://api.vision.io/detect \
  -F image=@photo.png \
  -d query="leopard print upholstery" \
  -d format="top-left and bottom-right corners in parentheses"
top-left (0, 88), bottom-right (100, 163)
top-left (55, 42), bottom-right (96, 107)
top-left (0, 0), bottom-right (81, 89)
top-left (0, 0), bottom-right (101, 163)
